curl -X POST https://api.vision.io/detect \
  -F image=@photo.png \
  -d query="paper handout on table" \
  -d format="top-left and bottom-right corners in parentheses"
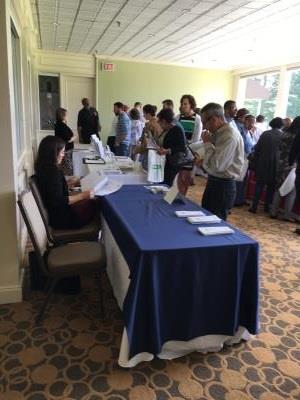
top-left (145, 185), bottom-right (169, 194)
top-left (80, 171), bottom-right (122, 196)
top-left (80, 171), bottom-right (108, 192)
top-left (95, 180), bottom-right (122, 196)
top-left (175, 210), bottom-right (205, 217)
top-left (188, 215), bottom-right (221, 224)
top-left (198, 226), bottom-right (234, 235)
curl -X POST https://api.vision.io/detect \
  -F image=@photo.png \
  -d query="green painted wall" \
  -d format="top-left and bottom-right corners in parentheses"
top-left (97, 59), bottom-right (233, 141)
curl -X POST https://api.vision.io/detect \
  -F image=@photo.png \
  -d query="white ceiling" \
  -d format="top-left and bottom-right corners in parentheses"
top-left (30, 0), bottom-right (300, 70)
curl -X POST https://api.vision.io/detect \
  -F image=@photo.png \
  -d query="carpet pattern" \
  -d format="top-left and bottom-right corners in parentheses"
top-left (0, 178), bottom-right (299, 400)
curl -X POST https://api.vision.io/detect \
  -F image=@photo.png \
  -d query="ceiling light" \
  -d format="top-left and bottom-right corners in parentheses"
top-left (52, 22), bottom-right (59, 26)
top-left (148, 34), bottom-right (155, 37)
top-left (181, 9), bottom-right (191, 13)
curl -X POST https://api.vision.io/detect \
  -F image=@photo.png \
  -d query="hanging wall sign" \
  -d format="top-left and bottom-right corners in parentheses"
top-left (101, 63), bottom-right (115, 72)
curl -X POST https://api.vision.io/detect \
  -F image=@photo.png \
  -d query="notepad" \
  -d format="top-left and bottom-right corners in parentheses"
top-left (188, 215), bottom-right (221, 224)
top-left (175, 211), bottom-right (205, 217)
top-left (198, 227), bottom-right (234, 235)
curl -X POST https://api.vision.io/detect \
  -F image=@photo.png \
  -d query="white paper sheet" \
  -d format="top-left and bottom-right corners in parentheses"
top-left (198, 226), bottom-right (234, 235)
top-left (95, 180), bottom-right (122, 196)
top-left (188, 215), bottom-right (221, 224)
top-left (164, 174), bottom-right (179, 204)
top-left (175, 211), bottom-right (205, 217)
top-left (80, 171), bottom-right (108, 192)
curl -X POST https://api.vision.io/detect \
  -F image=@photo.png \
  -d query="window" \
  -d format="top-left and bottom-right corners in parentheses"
top-left (38, 75), bottom-right (60, 130)
top-left (11, 22), bottom-right (23, 156)
top-left (286, 69), bottom-right (300, 118)
top-left (239, 72), bottom-right (280, 122)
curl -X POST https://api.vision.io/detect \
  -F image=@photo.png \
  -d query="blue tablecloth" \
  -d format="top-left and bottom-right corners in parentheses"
top-left (100, 185), bottom-right (259, 358)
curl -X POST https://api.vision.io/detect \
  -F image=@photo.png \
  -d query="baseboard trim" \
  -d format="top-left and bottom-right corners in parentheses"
top-left (0, 284), bottom-right (22, 304)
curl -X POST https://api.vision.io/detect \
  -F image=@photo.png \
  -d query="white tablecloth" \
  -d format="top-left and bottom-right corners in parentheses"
top-left (101, 218), bottom-right (252, 368)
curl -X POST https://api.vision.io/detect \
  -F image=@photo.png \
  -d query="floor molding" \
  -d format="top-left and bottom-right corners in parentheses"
top-left (0, 284), bottom-right (22, 304)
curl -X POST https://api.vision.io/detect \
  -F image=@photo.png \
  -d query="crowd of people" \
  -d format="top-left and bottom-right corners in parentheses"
top-left (36, 94), bottom-right (300, 236)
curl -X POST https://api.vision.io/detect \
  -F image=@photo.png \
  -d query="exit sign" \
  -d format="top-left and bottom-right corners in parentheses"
top-left (102, 63), bottom-right (115, 72)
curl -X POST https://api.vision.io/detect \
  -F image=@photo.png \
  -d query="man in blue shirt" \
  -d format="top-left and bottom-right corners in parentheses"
top-left (114, 102), bottom-right (131, 156)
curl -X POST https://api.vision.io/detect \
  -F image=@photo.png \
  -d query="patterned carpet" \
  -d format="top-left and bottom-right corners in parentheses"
top-left (0, 177), bottom-right (300, 400)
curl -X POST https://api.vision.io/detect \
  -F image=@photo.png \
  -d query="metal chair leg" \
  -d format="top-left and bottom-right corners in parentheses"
top-left (35, 279), bottom-right (57, 324)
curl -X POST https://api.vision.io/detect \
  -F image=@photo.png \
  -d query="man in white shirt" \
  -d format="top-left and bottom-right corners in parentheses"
top-left (200, 103), bottom-right (244, 220)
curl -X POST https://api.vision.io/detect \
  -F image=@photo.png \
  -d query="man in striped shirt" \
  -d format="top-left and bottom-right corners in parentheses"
top-left (114, 102), bottom-right (131, 156)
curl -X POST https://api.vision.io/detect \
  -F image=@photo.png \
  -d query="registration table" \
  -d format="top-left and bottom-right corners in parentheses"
top-left (72, 146), bottom-right (148, 185)
top-left (99, 185), bottom-right (259, 367)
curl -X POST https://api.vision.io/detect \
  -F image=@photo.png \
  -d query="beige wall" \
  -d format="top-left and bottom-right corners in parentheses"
top-left (0, 0), bottom-right (38, 304)
top-left (97, 58), bottom-right (233, 141)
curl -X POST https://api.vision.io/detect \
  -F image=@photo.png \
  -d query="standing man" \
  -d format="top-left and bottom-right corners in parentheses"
top-left (224, 100), bottom-right (238, 131)
top-left (114, 102), bottom-right (131, 156)
top-left (77, 98), bottom-right (101, 144)
top-left (200, 103), bottom-right (244, 220)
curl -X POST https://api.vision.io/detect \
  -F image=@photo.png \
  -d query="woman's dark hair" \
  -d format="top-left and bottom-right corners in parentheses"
top-left (129, 108), bottom-right (140, 120)
top-left (180, 94), bottom-right (197, 111)
top-left (143, 104), bottom-right (157, 116)
top-left (287, 116), bottom-right (300, 134)
top-left (157, 108), bottom-right (174, 124)
top-left (269, 117), bottom-right (283, 129)
top-left (56, 107), bottom-right (67, 122)
top-left (35, 135), bottom-right (65, 173)
top-left (114, 102), bottom-right (123, 109)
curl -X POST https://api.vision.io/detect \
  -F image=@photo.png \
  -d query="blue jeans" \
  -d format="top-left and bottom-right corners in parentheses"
top-left (115, 143), bottom-right (129, 157)
top-left (202, 176), bottom-right (236, 220)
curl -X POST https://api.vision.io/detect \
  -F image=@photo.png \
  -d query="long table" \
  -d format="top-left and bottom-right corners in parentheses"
top-left (99, 185), bottom-right (259, 367)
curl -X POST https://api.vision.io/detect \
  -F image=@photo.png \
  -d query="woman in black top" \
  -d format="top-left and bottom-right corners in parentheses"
top-left (35, 136), bottom-right (93, 229)
top-left (156, 108), bottom-right (189, 187)
top-left (54, 107), bottom-right (75, 175)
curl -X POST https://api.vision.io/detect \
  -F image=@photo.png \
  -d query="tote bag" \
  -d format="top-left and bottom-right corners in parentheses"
top-left (147, 149), bottom-right (165, 183)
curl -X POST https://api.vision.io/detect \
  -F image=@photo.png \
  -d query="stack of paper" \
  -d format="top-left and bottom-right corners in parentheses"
top-left (175, 210), bottom-right (205, 217)
top-left (145, 185), bottom-right (169, 194)
top-left (198, 227), bottom-right (234, 235)
top-left (188, 215), bottom-right (221, 224)
top-left (115, 156), bottom-right (134, 170)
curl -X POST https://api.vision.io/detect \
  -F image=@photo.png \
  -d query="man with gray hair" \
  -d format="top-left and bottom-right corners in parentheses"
top-left (199, 102), bottom-right (244, 220)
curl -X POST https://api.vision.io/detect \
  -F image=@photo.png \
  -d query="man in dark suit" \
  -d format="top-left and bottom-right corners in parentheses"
top-left (77, 98), bottom-right (101, 144)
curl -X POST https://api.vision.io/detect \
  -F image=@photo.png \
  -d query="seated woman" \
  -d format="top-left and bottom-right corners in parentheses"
top-left (54, 107), bottom-right (76, 175)
top-left (156, 108), bottom-right (193, 188)
top-left (35, 135), bottom-right (95, 230)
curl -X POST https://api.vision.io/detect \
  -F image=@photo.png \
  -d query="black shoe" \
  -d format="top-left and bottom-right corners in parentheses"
top-left (248, 207), bottom-right (256, 214)
top-left (295, 228), bottom-right (300, 235)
